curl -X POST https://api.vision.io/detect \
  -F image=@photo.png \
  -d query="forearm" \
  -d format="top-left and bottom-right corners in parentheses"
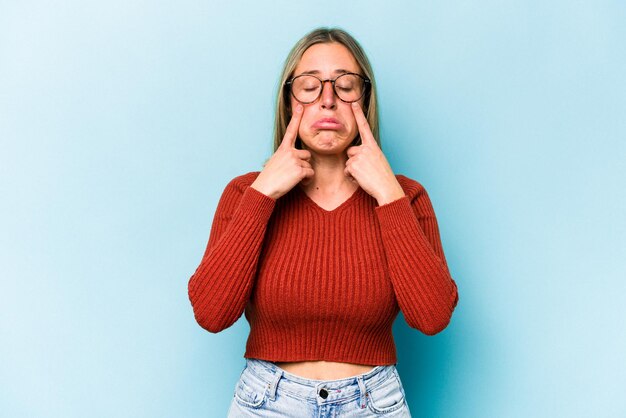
top-left (375, 196), bottom-right (458, 335)
top-left (188, 186), bottom-right (275, 333)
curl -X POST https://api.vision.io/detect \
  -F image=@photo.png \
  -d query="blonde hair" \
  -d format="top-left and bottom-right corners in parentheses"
top-left (272, 27), bottom-right (380, 152)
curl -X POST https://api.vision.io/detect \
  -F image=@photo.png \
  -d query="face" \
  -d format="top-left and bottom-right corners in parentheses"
top-left (290, 42), bottom-right (365, 155)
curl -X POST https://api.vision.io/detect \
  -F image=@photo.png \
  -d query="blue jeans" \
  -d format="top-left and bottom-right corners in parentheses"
top-left (227, 358), bottom-right (412, 417)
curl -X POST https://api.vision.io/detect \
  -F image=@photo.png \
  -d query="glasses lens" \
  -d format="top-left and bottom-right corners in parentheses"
top-left (334, 74), bottom-right (365, 102)
top-left (290, 74), bottom-right (367, 103)
top-left (291, 75), bottom-right (321, 103)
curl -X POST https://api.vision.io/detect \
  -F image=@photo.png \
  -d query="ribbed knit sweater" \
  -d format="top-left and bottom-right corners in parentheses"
top-left (188, 171), bottom-right (459, 365)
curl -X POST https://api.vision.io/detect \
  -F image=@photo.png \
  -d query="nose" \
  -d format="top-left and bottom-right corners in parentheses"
top-left (320, 80), bottom-right (337, 109)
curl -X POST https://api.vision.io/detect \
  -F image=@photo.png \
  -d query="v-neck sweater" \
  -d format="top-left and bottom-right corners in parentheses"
top-left (188, 171), bottom-right (459, 365)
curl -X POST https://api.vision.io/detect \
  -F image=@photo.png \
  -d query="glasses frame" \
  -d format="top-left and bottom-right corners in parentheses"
top-left (285, 72), bottom-right (371, 104)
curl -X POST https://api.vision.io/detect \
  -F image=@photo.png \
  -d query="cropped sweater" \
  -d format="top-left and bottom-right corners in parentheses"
top-left (188, 171), bottom-right (459, 365)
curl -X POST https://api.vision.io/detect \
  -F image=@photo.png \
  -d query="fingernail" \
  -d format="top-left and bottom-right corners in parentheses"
top-left (296, 104), bottom-right (303, 112)
top-left (352, 102), bottom-right (358, 108)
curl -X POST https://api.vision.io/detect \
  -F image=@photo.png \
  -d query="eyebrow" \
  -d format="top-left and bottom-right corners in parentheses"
top-left (298, 69), bottom-right (354, 76)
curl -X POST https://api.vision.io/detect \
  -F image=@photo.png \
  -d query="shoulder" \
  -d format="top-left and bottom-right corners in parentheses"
top-left (223, 171), bottom-right (261, 193)
top-left (395, 174), bottom-right (440, 216)
top-left (214, 171), bottom-right (261, 204)
top-left (395, 174), bottom-right (428, 200)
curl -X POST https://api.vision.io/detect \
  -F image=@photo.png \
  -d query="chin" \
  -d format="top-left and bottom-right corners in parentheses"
top-left (303, 132), bottom-right (353, 153)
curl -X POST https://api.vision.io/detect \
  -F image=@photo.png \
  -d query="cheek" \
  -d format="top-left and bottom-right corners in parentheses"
top-left (344, 113), bottom-right (358, 135)
top-left (298, 107), bottom-right (315, 133)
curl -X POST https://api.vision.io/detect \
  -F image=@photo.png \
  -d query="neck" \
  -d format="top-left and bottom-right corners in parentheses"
top-left (300, 149), bottom-right (356, 193)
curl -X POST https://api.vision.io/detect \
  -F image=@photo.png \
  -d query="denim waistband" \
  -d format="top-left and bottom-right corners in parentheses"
top-left (244, 358), bottom-right (397, 406)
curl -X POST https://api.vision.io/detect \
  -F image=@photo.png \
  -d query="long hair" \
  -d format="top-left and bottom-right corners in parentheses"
top-left (272, 27), bottom-right (380, 152)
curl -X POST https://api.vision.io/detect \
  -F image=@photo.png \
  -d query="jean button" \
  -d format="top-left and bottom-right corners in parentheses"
top-left (319, 388), bottom-right (329, 399)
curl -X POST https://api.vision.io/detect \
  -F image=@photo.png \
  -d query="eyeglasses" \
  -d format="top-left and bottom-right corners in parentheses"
top-left (285, 72), bottom-right (371, 104)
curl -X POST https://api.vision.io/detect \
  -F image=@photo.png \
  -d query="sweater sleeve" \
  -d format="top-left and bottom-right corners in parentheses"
top-left (187, 174), bottom-right (276, 333)
top-left (374, 180), bottom-right (459, 335)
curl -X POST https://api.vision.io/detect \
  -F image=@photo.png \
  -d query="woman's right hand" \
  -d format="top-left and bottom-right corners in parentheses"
top-left (250, 104), bottom-right (314, 199)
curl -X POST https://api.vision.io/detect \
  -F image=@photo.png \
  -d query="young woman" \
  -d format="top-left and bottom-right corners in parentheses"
top-left (188, 26), bottom-right (459, 417)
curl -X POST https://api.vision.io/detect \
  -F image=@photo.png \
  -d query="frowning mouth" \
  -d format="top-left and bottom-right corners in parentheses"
top-left (312, 118), bottom-right (342, 130)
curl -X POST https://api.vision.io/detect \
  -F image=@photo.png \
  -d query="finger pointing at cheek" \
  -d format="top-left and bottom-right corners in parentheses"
top-left (351, 102), bottom-right (376, 147)
top-left (281, 104), bottom-right (303, 150)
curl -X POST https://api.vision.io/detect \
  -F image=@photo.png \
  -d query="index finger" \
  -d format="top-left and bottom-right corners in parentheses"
top-left (280, 104), bottom-right (303, 149)
top-left (351, 102), bottom-right (376, 146)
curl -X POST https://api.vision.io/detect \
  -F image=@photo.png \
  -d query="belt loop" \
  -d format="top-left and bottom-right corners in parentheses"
top-left (267, 366), bottom-right (283, 401)
top-left (356, 375), bottom-right (368, 409)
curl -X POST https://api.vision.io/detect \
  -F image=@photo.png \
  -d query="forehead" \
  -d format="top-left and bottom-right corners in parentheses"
top-left (294, 42), bottom-right (361, 75)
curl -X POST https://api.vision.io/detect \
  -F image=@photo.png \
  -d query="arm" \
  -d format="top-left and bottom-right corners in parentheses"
top-left (187, 175), bottom-right (276, 333)
top-left (374, 181), bottom-right (459, 335)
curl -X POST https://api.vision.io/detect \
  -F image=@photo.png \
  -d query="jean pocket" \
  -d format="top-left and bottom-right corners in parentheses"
top-left (233, 369), bottom-right (269, 409)
top-left (366, 369), bottom-right (407, 414)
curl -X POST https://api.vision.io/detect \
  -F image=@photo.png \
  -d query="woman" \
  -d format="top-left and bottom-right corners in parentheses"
top-left (188, 27), bottom-right (459, 417)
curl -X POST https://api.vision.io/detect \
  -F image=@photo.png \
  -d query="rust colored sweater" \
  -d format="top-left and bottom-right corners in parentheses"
top-left (188, 171), bottom-right (459, 365)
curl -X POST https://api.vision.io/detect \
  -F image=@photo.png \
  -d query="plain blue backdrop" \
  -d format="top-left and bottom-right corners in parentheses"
top-left (1, 1), bottom-right (625, 417)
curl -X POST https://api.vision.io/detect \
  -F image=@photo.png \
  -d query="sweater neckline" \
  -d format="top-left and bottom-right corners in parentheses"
top-left (295, 183), bottom-right (364, 214)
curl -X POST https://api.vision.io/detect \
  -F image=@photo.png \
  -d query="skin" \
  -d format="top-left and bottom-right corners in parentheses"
top-left (250, 42), bottom-right (405, 379)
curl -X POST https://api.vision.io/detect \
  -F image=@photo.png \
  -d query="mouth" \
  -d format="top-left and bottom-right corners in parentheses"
top-left (312, 118), bottom-right (342, 130)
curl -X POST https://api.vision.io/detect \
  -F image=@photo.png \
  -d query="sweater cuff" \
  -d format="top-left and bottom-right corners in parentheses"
top-left (374, 196), bottom-right (416, 231)
top-left (238, 186), bottom-right (276, 223)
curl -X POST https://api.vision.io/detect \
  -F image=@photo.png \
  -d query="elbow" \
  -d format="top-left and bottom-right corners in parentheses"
top-left (427, 281), bottom-right (459, 335)
top-left (190, 303), bottom-right (234, 334)
top-left (412, 288), bottom-right (459, 336)
top-left (420, 314), bottom-right (453, 336)
top-left (188, 288), bottom-right (234, 334)
top-left (404, 310), bottom-right (453, 335)
top-left (187, 272), bottom-right (247, 334)
top-left (195, 313), bottom-right (230, 334)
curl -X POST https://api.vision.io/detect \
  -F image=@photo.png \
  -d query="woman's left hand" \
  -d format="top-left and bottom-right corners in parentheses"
top-left (345, 102), bottom-right (406, 206)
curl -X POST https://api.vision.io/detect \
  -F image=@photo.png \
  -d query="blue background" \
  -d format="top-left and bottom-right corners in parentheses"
top-left (1, 1), bottom-right (625, 417)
